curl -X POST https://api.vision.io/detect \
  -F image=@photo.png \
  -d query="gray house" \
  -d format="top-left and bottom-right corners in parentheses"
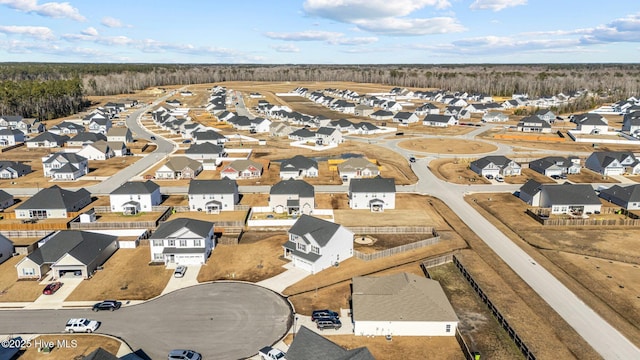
top-left (585, 151), bottom-right (640, 176)
top-left (470, 156), bottom-right (522, 177)
top-left (518, 180), bottom-right (602, 214)
top-left (286, 326), bottom-right (374, 360)
top-left (279, 155), bottom-right (319, 179)
top-left (0, 233), bottom-right (13, 265)
top-left (15, 185), bottom-right (92, 219)
top-left (517, 116), bottom-right (552, 133)
top-left (0, 160), bottom-right (31, 179)
top-left (528, 156), bottom-right (581, 177)
top-left (184, 142), bottom-right (227, 161)
top-left (149, 218), bottom-right (215, 266)
top-left (269, 179), bottom-right (315, 215)
top-left (0, 189), bottom-right (15, 210)
top-left (15, 230), bottom-right (118, 279)
top-left (188, 178), bottom-right (239, 213)
top-left (599, 184), bottom-right (640, 210)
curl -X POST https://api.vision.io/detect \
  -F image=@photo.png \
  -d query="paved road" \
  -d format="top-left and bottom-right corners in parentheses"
top-left (0, 282), bottom-right (291, 360)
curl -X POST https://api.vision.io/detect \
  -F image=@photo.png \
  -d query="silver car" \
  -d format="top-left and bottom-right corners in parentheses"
top-left (173, 265), bottom-right (187, 278)
top-left (168, 349), bottom-right (201, 360)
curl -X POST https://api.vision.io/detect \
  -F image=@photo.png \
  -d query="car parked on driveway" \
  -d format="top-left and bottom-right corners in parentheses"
top-left (43, 282), bottom-right (62, 295)
top-left (174, 265), bottom-right (187, 278)
top-left (316, 317), bottom-right (342, 330)
top-left (92, 300), bottom-right (122, 312)
top-left (168, 349), bottom-right (202, 360)
top-left (311, 309), bottom-right (339, 322)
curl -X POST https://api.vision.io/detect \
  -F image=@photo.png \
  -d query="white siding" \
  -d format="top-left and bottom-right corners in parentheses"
top-left (354, 320), bottom-right (457, 337)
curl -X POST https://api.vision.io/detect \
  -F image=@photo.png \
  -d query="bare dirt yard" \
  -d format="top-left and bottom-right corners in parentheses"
top-left (66, 246), bottom-right (172, 301)
top-left (428, 158), bottom-right (491, 185)
top-left (466, 192), bottom-right (640, 350)
top-left (398, 138), bottom-right (497, 155)
top-left (0, 255), bottom-right (43, 302)
top-left (17, 334), bottom-right (122, 360)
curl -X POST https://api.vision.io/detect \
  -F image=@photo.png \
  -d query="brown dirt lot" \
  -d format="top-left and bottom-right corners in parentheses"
top-left (18, 334), bottom-right (122, 360)
top-left (398, 138), bottom-right (497, 155)
top-left (197, 232), bottom-right (288, 283)
top-left (428, 158), bottom-right (490, 185)
top-left (567, 168), bottom-right (620, 183)
top-left (0, 255), bottom-right (43, 302)
top-left (66, 246), bottom-right (172, 301)
top-left (504, 168), bottom-right (557, 184)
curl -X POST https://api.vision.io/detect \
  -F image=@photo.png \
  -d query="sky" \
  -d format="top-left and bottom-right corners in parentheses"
top-left (0, 0), bottom-right (639, 64)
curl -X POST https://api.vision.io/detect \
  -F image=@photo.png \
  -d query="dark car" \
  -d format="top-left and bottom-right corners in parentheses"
top-left (92, 300), bottom-right (122, 312)
top-left (316, 317), bottom-right (342, 330)
top-left (485, 174), bottom-right (494, 180)
top-left (182, 139), bottom-right (191, 144)
top-left (409, 156), bottom-right (416, 163)
top-left (43, 282), bottom-right (62, 295)
top-left (312, 309), bottom-right (339, 322)
top-left (150, 136), bottom-right (156, 140)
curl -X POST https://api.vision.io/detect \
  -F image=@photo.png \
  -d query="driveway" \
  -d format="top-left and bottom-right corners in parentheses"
top-left (24, 277), bottom-right (84, 310)
top-left (161, 265), bottom-right (201, 295)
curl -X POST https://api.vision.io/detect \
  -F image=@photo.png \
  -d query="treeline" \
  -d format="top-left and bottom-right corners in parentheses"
top-left (1, 63), bottom-right (639, 118)
top-left (0, 77), bottom-right (84, 120)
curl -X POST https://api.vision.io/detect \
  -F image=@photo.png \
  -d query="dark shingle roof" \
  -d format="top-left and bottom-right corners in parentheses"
top-left (188, 179), bottom-right (238, 194)
top-left (287, 326), bottom-right (375, 360)
top-left (16, 185), bottom-right (90, 211)
top-left (542, 183), bottom-right (601, 206)
top-left (280, 155), bottom-right (318, 172)
top-left (150, 218), bottom-right (214, 239)
top-left (26, 231), bottom-right (116, 266)
top-left (70, 132), bottom-right (107, 143)
top-left (599, 184), bottom-right (640, 204)
top-left (82, 347), bottom-right (119, 360)
top-left (349, 176), bottom-right (395, 193)
top-left (270, 179), bottom-right (314, 197)
top-left (471, 155), bottom-right (516, 169)
top-left (110, 180), bottom-right (160, 195)
top-left (185, 142), bottom-right (224, 154)
top-left (288, 215), bottom-right (340, 247)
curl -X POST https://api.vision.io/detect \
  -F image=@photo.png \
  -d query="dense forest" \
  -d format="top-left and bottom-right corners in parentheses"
top-left (1, 63), bottom-right (639, 119)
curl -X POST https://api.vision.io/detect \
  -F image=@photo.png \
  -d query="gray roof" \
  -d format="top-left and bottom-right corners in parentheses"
top-left (329, 119), bottom-right (354, 128)
top-left (370, 109), bottom-right (393, 117)
top-left (27, 131), bottom-right (70, 143)
top-left (519, 179), bottom-right (542, 197)
top-left (150, 218), bottom-right (214, 239)
top-left (70, 132), bottom-right (107, 143)
top-left (188, 179), bottom-right (238, 195)
top-left (288, 215), bottom-right (341, 247)
top-left (352, 272), bottom-right (459, 322)
top-left (599, 184), bottom-right (640, 204)
top-left (393, 112), bottom-right (414, 119)
top-left (349, 176), bottom-right (396, 193)
top-left (518, 115), bottom-right (551, 128)
top-left (356, 122), bottom-right (379, 130)
top-left (0, 189), bottom-right (13, 204)
top-left (588, 151), bottom-right (637, 168)
top-left (286, 326), bottom-right (375, 360)
top-left (541, 183), bottom-right (601, 206)
top-left (26, 230), bottom-right (116, 266)
top-left (185, 142), bottom-right (224, 154)
top-left (82, 347), bottom-right (119, 360)
top-left (424, 114), bottom-right (454, 123)
top-left (290, 128), bottom-right (315, 138)
top-left (471, 155), bottom-right (516, 169)
top-left (194, 130), bottom-right (226, 141)
top-left (270, 179), bottom-right (314, 197)
top-left (280, 155), bottom-right (318, 172)
top-left (16, 185), bottom-right (91, 211)
top-left (43, 152), bottom-right (88, 164)
top-left (529, 156), bottom-right (576, 171)
top-left (316, 127), bottom-right (338, 136)
top-left (111, 180), bottom-right (160, 195)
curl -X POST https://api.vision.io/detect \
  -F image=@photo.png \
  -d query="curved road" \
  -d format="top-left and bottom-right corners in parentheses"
top-left (0, 283), bottom-right (292, 360)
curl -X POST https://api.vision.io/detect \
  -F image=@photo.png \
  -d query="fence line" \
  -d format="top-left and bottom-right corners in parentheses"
top-left (0, 230), bottom-right (54, 238)
top-left (354, 236), bottom-right (440, 261)
top-left (452, 255), bottom-right (536, 360)
top-left (347, 226), bottom-right (434, 234)
top-left (526, 209), bottom-right (640, 226)
top-left (420, 253), bottom-right (454, 277)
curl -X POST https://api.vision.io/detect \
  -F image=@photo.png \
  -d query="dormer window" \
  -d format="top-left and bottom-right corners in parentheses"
top-left (297, 242), bottom-right (306, 252)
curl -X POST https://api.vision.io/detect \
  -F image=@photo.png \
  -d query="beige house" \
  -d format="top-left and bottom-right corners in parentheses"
top-left (155, 156), bottom-right (203, 179)
top-left (269, 179), bottom-right (315, 215)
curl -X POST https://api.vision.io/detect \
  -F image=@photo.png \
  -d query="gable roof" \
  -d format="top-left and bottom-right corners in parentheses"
top-left (286, 326), bottom-right (375, 360)
top-left (106, 127), bottom-right (131, 137)
top-left (82, 347), bottom-right (119, 360)
top-left (471, 155), bottom-right (517, 169)
top-left (188, 178), bottom-right (237, 194)
top-left (352, 272), bottom-right (458, 322)
top-left (519, 179), bottom-right (543, 196)
top-left (70, 132), bottom-right (107, 143)
top-left (424, 114), bottom-right (454, 123)
top-left (150, 218), bottom-right (214, 239)
top-left (337, 158), bottom-right (379, 172)
top-left (529, 156), bottom-right (577, 171)
top-left (223, 159), bottom-right (262, 172)
top-left (588, 151), bottom-right (637, 167)
top-left (316, 127), bottom-right (338, 136)
top-left (288, 215), bottom-right (341, 247)
top-left (280, 155), bottom-right (318, 171)
top-left (0, 189), bottom-right (13, 204)
top-left (270, 179), bottom-right (314, 197)
top-left (349, 176), bottom-right (396, 193)
top-left (27, 132), bottom-right (70, 143)
top-left (163, 156), bottom-right (202, 172)
top-left (43, 152), bottom-right (88, 164)
top-left (185, 142), bottom-right (225, 155)
top-left (25, 230), bottom-right (116, 266)
top-left (599, 184), bottom-right (640, 204)
top-left (16, 185), bottom-right (90, 211)
top-left (111, 180), bottom-right (160, 195)
top-left (541, 183), bottom-right (601, 206)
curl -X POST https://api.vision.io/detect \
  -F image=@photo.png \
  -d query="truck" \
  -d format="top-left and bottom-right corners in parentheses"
top-left (65, 318), bottom-right (100, 333)
top-left (259, 346), bottom-right (286, 360)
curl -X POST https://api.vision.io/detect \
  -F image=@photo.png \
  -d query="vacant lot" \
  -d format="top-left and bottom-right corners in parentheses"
top-left (567, 168), bottom-right (620, 183)
top-left (429, 158), bottom-right (490, 185)
top-left (18, 334), bottom-right (122, 360)
top-left (67, 246), bottom-right (172, 301)
top-left (398, 138), bottom-right (497, 155)
top-left (504, 168), bottom-right (557, 184)
top-left (0, 255), bottom-right (43, 302)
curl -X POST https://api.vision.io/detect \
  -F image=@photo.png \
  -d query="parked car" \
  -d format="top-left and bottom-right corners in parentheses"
top-left (168, 349), bottom-right (202, 360)
top-left (485, 174), bottom-right (494, 180)
top-left (409, 156), bottom-right (416, 163)
top-left (182, 139), bottom-right (191, 144)
top-left (174, 265), bottom-right (187, 278)
top-left (316, 317), bottom-right (342, 330)
top-left (312, 309), bottom-right (339, 322)
top-left (259, 346), bottom-right (286, 360)
top-left (65, 318), bottom-right (100, 333)
top-left (150, 136), bottom-right (156, 140)
top-left (495, 175), bottom-right (504, 182)
top-left (92, 300), bottom-right (122, 312)
top-left (550, 174), bottom-right (561, 180)
top-left (43, 282), bottom-right (62, 295)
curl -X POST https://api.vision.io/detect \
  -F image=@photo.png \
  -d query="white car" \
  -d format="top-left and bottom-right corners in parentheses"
top-left (65, 318), bottom-right (100, 333)
top-left (174, 265), bottom-right (187, 278)
top-left (495, 175), bottom-right (504, 182)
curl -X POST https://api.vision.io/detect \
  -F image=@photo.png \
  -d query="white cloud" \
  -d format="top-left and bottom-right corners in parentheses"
top-left (469, 0), bottom-right (527, 12)
top-left (303, 0), bottom-right (451, 22)
top-left (0, 0), bottom-right (86, 21)
top-left (354, 17), bottom-right (465, 36)
top-left (327, 36), bottom-right (378, 45)
top-left (101, 16), bottom-right (128, 28)
top-left (0, 25), bottom-right (55, 39)
top-left (580, 14), bottom-right (640, 44)
top-left (81, 27), bottom-right (98, 36)
top-left (271, 44), bottom-right (300, 53)
top-left (264, 30), bottom-right (342, 41)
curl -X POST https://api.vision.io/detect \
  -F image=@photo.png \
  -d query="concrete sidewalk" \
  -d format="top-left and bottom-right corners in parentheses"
top-left (256, 263), bottom-right (309, 293)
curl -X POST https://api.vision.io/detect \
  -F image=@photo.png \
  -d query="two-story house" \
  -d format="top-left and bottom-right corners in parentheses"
top-left (0, 129), bottom-right (25, 146)
top-left (188, 178), bottom-right (239, 213)
top-left (107, 127), bottom-right (134, 143)
top-left (110, 180), bottom-right (162, 215)
top-left (279, 155), bottom-right (318, 179)
top-left (470, 156), bottom-right (522, 177)
top-left (348, 176), bottom-right (396, 212)
top-left (269, 179), bottom-right (315, 215)
top-left (585, 151), bottom-right (640, 176)
top-left (41, 152), bottom-right (89, 180)
top-left (149, 218), bottom-right (215, 266)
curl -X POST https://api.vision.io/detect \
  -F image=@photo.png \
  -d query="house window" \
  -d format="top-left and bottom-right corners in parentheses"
top-left (446, 324), bottom-right (451, 333)
top-left (153, 240), bottom-right (163, 247)
top-left (311, 245), bottom-right (320, 254)
top-left (179, 240), bottom-right (187, 247)
top-left (22, 268), bottom-right (35, 276)
top-left (168, 239), bottom-right (175, 247)
top-left (153, 253), bottom-right (164, 261)
top-left (194, 239), bottom-right (201, 247)
top-left (297, 242), bottom-right (306, 252)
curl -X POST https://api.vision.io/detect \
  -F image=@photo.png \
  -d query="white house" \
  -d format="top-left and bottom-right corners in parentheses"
top-left (352, 273), bottom-right (459, 337)
top-left (585, 151), bottom-right (640, 176)
top-left (149, 218), bottom-right (215, 266)
top-left (0, 161), bottom-right (31, 179)
top-left (77, 140), bottom-right (115, 160)
top-left (470, 156), bottom-right (522, 177)
top-left (599, 184), bottom-right (640, 210)
top-left (41, 152), bottom-right (89, 179)
top-left (110, 180), bottom-right (162, 215)
top-left (392, 112), bottom-right (419, 124)
top-left (337, 158), bottom-right (380, 182)
top-left (107, 127), bottom-right (134, 143)
top-left (14, 186), bottom-right (91, 220)
top-left (269, 179), bottom-right (315, 215)
top-left (26, 132), bottom-right (69, 148)
top-left (279, 155), bottom-right (318, 179)
top-left (348, 177), bottom-right (396, 211)
top-left (423, 114), bottom-right (457, 127)
top-left (283, 215), bottom-right (353, 274)
top-left (528, 156), bottom-right (581, 177)
top-left (315, 127), bottom-right (343, 145)
top-left (188, 178), bottom-right (239, 213)
top-left (482, 111), bottom-right (509, 122)
top-left (0, 129), bottom-right (25, 146)
top-left (518, 180), bottom-right (602, 215)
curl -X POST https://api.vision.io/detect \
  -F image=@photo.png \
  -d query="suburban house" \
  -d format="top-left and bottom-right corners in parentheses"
top-left (77, 140), bottom-right (115, 160)
top-left (528, 156), bottom-right (581, 177)
top-left (15, 186), bottom-right (92, 219)
top-left (423, 114), bottom-right (457, 127)
top-left (269, 179), bottom-right (315, 215)
top-left (348, 176), bottom-right (396, 211)
top-left (0, 234), bottom-right (13, 265)
top-left (67, 132), bottom-right (107, 147)
top-left (470, 156), bottom-right (522, 177)
top-left (518, 180), bottom-right (602, 214)
top-left (184, 142), bottom-right (226, 160)
top-left (622, 111), bottom-right (640, 136)
top-left (337, 158), bottom-right (380, 182)
top-left (415, 103), bottom-right (440, 116)
top-left (149, 218), bottom-right (215, 266)
top-left (288, 128), bottom-right (316, 142)
top-left (352, 122), bottom-right (380, 135)
top-left (392, 112), bottom-right (419, 124)
top-left (517, 116), bottom-right (552, 133)
top-left (41, 152), bottom-right (89, 180)
top-left (49, 121), bottom-right (85, 135)
top-left (352, 273), bottom-right (459, 337)
top-left (188, 178), bottom-right (239, 213)
top-left (279, 155), bottom-right (319, 179)
top-left (220, 159), bottom-right (263, 179)
top-left (110, 180), bottom-right (162, 215)
top-left (0, 129), bottom-right (25, 146)
top-left (283, 215), bottom-right (354, 274)
top-left (573, 113), bottom-right (609, 134)
top-left (193, 129), bottom-right (227, 145)
top-left (0, 189), bottom-right (14, 210)
top-left (369, 110), bottom-right (394, 121)
top-left (286, 326), bottom-right (375, 360)
top-left (15, 230), bottom-right (118, 280)
top-left (107, 127), bottom-right (134, 143)
top-left (106, 141), bottom-right (129, 157)
top-left (0, 161), bottom-right (31, 179)
top-left (88, 117), bottom-right (112, 134)
top-left (599, 184), bottom-right (640, 210)
top-left (315, 127), bottom-right (343, 145)
top-left (585, 151), bottom-right (640, 176)
top-left (155, 156), bottom-right (203, 180)
top-left (26, 132), bottom-right (69, 148)
top-left (482, 111), bottom-right (509, 122)
top-left (535, 109), bottom-right (556, 122)
top-left (354, 104), bottom-right (374, 117)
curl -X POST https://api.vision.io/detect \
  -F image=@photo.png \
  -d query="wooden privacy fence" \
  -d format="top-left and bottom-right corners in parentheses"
top-left (354, 236), bottom-right (440, 261)
top-left (526, 209), bottom-right (640, 226)
top-left (347, 226), bottom-right (434, 234)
